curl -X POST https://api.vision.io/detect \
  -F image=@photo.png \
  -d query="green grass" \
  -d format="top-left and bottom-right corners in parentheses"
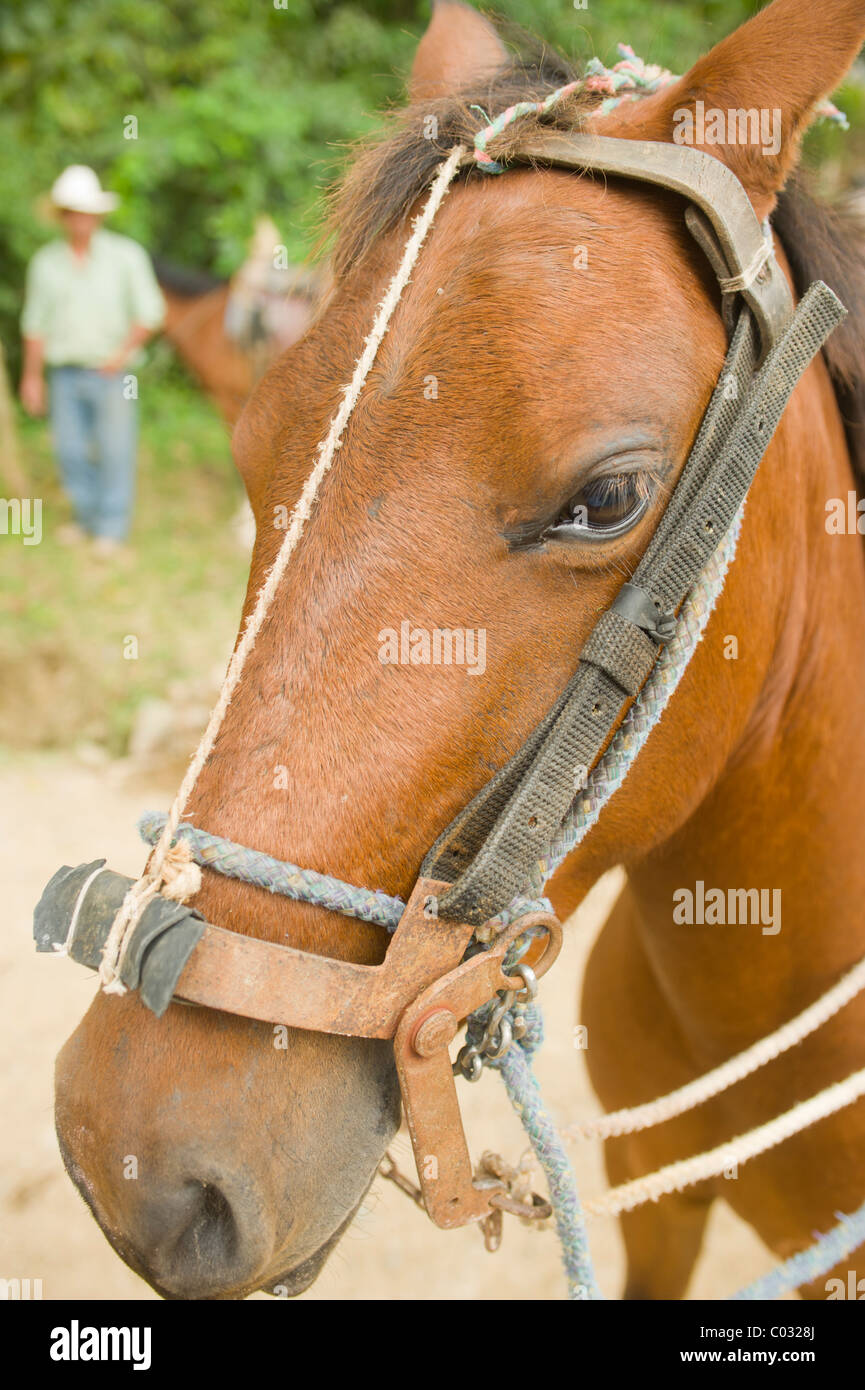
top-left (0, 364), bottom-right (249, 753)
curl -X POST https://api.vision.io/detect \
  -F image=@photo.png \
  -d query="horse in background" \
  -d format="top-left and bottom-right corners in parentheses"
top-left (155, 226), bottom-right (322, 426)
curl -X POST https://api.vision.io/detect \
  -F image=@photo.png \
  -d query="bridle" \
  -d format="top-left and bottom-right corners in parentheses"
top-left (35, 130), bottom-right (845, 1238)
top-left (421, 134), bottom-right (839, 927)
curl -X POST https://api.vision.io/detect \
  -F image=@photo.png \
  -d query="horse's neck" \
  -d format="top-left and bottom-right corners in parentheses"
top-left (627, 364), bottom-right (865, 1055)
top-left (161, 286), bottom-right (251, 426)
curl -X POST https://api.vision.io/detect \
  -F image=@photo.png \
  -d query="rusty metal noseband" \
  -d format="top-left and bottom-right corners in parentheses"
top-left (34, 131), bottom-right (847, 1237)
top-left (35, 862), bottom-right (562, 1225)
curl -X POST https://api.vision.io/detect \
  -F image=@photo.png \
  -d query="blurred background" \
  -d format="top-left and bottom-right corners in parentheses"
top-left (1, 0), bottom-right (863, 1299)
top-left (2, 0), bottom-right (865, 759)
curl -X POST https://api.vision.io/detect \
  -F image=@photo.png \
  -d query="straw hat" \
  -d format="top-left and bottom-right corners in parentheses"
top-left (48, 165), bottom-right (119, 215)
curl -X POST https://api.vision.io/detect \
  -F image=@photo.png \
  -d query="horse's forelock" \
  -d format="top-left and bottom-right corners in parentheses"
top-left (326, 28), bottom-right (601, 280)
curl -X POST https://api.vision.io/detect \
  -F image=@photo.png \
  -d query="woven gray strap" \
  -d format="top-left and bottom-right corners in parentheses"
top-left (424, 283), bottom-right (845, 924)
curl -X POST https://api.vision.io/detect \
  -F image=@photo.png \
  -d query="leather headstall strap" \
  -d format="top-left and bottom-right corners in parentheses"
top-left (424, 134), bottom-right (847, 926)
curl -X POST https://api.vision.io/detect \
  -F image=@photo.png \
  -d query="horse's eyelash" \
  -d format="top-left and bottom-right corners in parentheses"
top-left (583, 462), bottom-right (665, 502)
top-left (504, 463), bottom-right (664, 550)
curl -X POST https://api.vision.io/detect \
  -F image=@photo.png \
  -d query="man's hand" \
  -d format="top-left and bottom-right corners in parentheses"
top-left (98, 352), bottom-right (128, 376)
top-left (20, 372), bottom-right (45, 416)
top-left (100, 323), bottom-right (153, 376)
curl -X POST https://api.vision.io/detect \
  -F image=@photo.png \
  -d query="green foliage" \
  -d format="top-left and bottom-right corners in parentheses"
top-left (2, 1), bottom-right (863, 752)
top-left (1, 0), bottom-right (863, 375)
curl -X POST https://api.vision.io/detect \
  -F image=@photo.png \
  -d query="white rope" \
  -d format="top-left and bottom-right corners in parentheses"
top-left (718, 230), bottom-right (773, 294)
top-left (585, 1066), bottom-right (865, 1218)
top-left (567, 953), bottom-right (865, 1142)
top-left (98, 144), bottom-right (468, 992)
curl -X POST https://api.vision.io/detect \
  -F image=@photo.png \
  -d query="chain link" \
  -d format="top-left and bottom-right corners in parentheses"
top-left (454, 962), bottom-right (538, 1081)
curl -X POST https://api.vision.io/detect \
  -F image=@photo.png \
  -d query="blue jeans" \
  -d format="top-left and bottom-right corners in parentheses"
top-left (49, 367), bottom-right (137, 540)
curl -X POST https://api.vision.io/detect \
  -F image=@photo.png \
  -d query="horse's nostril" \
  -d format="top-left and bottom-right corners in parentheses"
top-left (173, 1180), bottom-right (238, 1269)
top-left (128, 1173), bottom-right (266, 1299)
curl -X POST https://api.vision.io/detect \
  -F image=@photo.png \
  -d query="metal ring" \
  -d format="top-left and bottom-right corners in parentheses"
top-left (489, 1190), bottom-right (553, 1221)
top-left (509, 962), bottom-right (538, 1003)
top-left (501, 913), bottom-right (563, 988)
top-left (454, 1048), bottom-right (484, 1082)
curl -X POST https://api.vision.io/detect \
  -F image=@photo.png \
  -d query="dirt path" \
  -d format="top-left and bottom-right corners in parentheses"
top-left (1, 752), bottom-right (782, 1300)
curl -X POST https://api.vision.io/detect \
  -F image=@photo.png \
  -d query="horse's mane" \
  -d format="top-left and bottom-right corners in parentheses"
top-left (327, 28), bottom-right (596, 277)
top-left (328, 19), bottom-right (865, 494)
top-left (151, 257), bottom-right (226, 298)
top-left (772, 179), bottom-right (865, 488)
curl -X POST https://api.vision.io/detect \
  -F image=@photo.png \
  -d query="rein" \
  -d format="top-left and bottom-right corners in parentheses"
top-left (35, 59), bottom-right (865, 1299)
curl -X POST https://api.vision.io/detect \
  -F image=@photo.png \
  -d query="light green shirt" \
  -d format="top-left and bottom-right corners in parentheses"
top-left (21, 229), bottom-right (165, 367)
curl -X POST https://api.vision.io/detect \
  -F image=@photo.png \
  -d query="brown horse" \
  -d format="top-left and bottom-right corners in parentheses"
top-left (156, 260), bottom-right (319, 426)
top-left (53, 0), bottom-right (865, 1299)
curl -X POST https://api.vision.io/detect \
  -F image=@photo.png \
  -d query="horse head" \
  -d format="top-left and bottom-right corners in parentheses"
top-left (53, 0), bottom-right (865, 1299)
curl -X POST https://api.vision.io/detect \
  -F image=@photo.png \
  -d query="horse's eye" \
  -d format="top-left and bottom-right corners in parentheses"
top-left (544, 473), bottom-right (650, 542)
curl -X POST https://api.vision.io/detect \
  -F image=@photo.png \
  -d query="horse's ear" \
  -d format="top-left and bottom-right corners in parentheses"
top-left (600, 0), bottom-right (865, 220)
top-left (409, 2), bottom-right (507, 102)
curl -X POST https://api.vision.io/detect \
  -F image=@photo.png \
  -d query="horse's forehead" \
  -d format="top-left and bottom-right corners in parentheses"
top-left (375, 169), bottom-right (705, 385)
top-left (239, 161), bottom-right (716, 503)
top-left (370, 172), bottom-right (711, 406)
top-left (426, 165), bottom-right (685, 267)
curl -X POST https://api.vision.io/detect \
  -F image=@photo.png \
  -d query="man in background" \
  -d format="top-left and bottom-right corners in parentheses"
top-left (19, 165), bottom-right (164, 553)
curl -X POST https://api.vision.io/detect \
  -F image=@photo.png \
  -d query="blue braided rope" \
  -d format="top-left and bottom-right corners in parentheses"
top-left (491, 1008), bottom-right (602, 1301)
top-left (139, 813), bottom-right (405, 932)
top-left (139, 812), bottom-right (551, 934)
top-left (730, 1198), bottom-right (865, 1300)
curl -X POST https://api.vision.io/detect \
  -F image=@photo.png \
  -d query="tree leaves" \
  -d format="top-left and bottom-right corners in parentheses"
top-left (2, 0), bottom-right (859, 375)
